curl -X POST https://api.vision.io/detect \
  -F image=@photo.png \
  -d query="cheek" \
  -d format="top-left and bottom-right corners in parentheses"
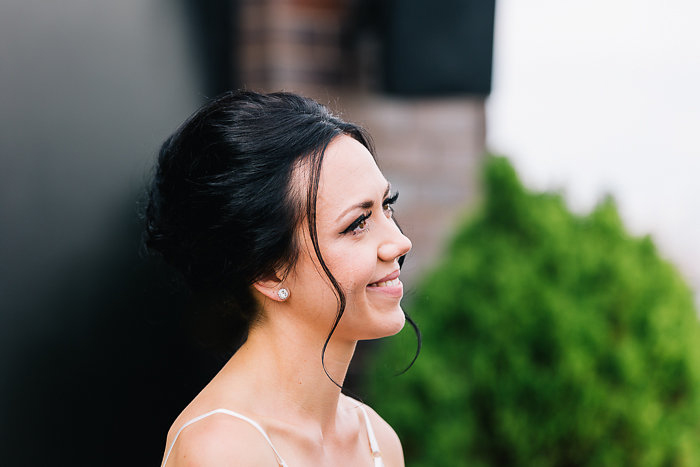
top-left (325, 251), bottom-right (376, 295)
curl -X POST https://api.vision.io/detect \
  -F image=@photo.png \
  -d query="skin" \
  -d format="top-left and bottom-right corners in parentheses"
top-left (163, 135), bottom-right (412, 466)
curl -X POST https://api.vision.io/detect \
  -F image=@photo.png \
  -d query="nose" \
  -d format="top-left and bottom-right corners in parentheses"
top-left (378, 218), bottom-right (412, 263)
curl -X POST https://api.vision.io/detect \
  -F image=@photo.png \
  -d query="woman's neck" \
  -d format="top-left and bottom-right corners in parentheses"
top-left (219, 315), bottom-right (357, 435)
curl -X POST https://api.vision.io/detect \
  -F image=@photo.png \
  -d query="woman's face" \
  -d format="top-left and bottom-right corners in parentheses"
top-left (284, 135), bottom-right (412, 342)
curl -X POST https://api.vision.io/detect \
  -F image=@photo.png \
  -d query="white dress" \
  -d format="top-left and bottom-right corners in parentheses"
top-left (161, 404), bottom-right (385, 467)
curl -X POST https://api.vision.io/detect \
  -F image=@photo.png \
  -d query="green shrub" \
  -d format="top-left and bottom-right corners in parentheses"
top-left (367, 156), bottom-right (700, 466)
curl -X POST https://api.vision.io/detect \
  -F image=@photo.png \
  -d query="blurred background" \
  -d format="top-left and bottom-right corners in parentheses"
top-left (1, 0), bottom-right (698, 465)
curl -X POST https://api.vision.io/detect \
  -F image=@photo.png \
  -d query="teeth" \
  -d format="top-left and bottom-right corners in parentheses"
top-left (369, 278), bottom-right (400, 287)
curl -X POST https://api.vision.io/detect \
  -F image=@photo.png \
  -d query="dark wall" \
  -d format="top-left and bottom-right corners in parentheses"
top-left (381, 0), bottom-right (496, 96)
top-left (0, 1), bottom-right (220, 464)
top-left (182, 0), bottom-right (239, 97)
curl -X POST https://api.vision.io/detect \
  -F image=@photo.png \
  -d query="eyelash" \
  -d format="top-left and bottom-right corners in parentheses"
top-left (383, 192), bottom-right (399, 215)
top-left (342, 192), bottom-right (399, 236)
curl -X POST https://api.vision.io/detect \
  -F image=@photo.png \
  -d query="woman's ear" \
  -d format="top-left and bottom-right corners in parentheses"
top-left (252, 276), bottom-right (289, 302)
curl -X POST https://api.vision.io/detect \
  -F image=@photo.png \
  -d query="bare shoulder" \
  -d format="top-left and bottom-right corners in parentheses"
top-left (162, 411), bottom-right (281, 467)
top-left (344, 397), bottom-right (405, 467)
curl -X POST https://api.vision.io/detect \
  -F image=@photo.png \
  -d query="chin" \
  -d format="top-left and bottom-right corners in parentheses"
top-left (385, 307), bottom-right (406, 336)
top-left (340, 300), bottom-right (407, 341)
top-left (365, 305), bottom-right (406, 340)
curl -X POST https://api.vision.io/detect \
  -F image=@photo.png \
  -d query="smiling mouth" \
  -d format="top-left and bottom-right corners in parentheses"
top-left (368, 278), bottom-right (401, 288)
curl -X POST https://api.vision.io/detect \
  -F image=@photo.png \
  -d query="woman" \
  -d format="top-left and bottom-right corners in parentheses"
top-left (146, 90), bottom-right (414, 466)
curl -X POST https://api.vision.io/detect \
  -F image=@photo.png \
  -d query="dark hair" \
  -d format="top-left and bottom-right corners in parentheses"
top-left (145, 90), bottom-right (419, 380)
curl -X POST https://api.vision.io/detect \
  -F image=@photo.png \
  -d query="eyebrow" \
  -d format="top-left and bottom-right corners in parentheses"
top-left (336, 182), bottom-right (391, 223)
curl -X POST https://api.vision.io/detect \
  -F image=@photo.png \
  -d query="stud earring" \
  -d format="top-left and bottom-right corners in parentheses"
top-left (277, 288), bottom-right (289, 301)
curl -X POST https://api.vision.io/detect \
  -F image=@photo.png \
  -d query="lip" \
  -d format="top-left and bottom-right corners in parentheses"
top-left (369, 269), bottom-right (400, 285)
top-left (366, 269), bottom-right (403, 298)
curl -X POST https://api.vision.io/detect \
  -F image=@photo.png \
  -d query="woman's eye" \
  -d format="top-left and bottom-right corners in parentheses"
top-left (383, 192), bottom-right (399, 217)
top-left (343, 211), bottom-right (372, 235)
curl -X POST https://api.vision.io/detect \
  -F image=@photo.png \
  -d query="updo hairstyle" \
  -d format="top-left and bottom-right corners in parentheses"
top-left (144, 90), bottom-right (372, 354)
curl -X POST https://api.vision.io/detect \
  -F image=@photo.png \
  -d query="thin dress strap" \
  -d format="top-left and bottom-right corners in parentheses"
top-left (359, 405), bottom-right (385, 467)
top-left (160, 408), bottom-right (289, 467)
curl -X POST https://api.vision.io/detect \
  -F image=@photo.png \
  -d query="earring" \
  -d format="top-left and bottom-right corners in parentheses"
top-left (277, 288), bottom-right (289, 301)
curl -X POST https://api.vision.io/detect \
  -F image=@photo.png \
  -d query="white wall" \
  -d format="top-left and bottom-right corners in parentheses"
top-left (488, 0), bottom-right (700, 304)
